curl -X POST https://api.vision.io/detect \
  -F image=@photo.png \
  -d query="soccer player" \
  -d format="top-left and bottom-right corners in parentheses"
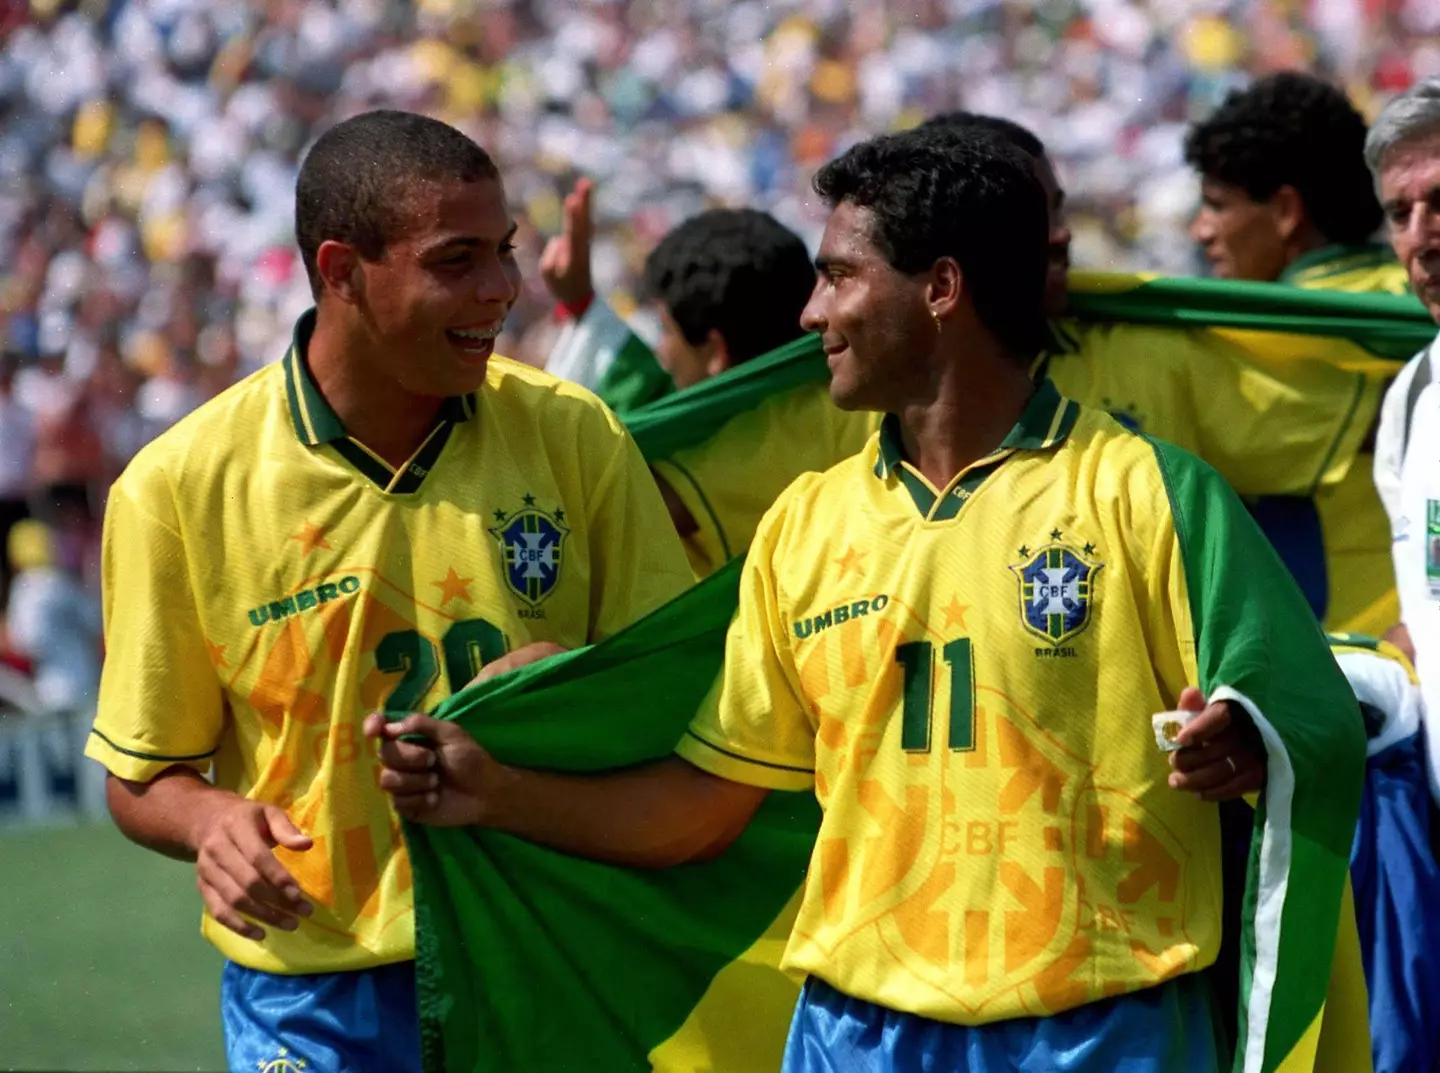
top-left (543, 183), bottom-right (815, 402)
top-left (1186, 72), bottom-right (1407, 293)
top-left (1183, 71), bottom-right (1407, 644)
top-left (373, 127), bottom-right (1364, 1071)
top-left (84, 110), bottom-right (693, 1072)
top-left (540, 181), bottom-right (864, 576)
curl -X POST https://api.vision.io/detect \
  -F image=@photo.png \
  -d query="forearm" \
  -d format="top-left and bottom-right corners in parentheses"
top-left (481, 755), bottom-right (766, 868)
top-left (105, 768), bottom-right (242, 862)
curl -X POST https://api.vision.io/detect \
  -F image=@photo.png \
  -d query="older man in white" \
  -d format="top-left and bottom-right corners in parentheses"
top-left (1368, 77), bottom-right (1440, 801)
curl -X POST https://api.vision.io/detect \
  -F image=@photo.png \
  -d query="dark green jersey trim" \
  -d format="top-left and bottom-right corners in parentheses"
top-left (389, 422), bottom-right (457, 495)
top-left (89, 727), bottom-right (218, 764)
top-left (1280, 243), bottom-right (1398, 287)
top-left (683, 729), bottom-right (815, 775)
top-left (873, 379), bottom-right (1076, 519)
top-left (330, 438), bottom-right (397, 487)
top-left (281, 308), bottom-right (477, 491)
top-left (662, 459), bottom-right (734, 564)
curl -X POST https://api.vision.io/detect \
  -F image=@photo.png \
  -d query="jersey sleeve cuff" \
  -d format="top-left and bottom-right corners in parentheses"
top-left (84, 727), bottom-right (216, 782)
top-left (676, 729), bottom-right (815, 792)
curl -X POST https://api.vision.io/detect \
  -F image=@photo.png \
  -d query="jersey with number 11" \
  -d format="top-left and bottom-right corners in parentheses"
top-left (678, 380), bottom-right (1321, 1026)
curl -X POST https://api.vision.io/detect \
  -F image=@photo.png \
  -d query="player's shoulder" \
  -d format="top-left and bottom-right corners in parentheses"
top-left (484, 355), bottom-right (630, 443)
top-left (749, 435), bottom-right (879, 546)
top-left (112, 361), bottom-right (285, 509)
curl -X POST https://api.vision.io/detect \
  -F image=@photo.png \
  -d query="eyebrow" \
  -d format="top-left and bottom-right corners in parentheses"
top-left (421, 222), bottom-right (519, 257)
top-left (814, 255), bottom-right (853, 273)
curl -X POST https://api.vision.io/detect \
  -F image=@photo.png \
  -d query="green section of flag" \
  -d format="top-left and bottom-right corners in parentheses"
top-left (406, 559), bottom-right (820, 1073)
top-left (1150, 439), bottom-right (1366, 1072)
top-left (595, 330), bottom-right (676, 414)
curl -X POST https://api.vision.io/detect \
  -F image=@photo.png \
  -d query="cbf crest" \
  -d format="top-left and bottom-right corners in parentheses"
top-left (1010, 533), bottom-right (1103, 647)
top-left (489, 496), bottom-right (569, 607)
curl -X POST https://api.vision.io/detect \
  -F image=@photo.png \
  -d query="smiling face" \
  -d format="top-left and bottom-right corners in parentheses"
top-left (799, 200), bottom-right (935, 412)
top-left (323, 176), bottom-right (522, 397)
top-left (1379, 130), bottom-right (1440, 322)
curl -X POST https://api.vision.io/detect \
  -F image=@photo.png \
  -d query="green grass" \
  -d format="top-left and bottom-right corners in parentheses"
top-left (0, 822), bottom-right (224, 1072)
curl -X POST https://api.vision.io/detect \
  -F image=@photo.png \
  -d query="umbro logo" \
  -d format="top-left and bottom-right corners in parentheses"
top-left (247, 575), bottom-right (361, 628)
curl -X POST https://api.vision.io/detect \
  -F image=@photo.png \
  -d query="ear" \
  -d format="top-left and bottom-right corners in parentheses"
top-left (703, 329), bottom-right (731, 377)
top-left (315, 240), bottom-right (364, 305)
top-left (926, 256), bottom-right (963, 321)
top-left (1269, 185), bottom-right (1307, 244)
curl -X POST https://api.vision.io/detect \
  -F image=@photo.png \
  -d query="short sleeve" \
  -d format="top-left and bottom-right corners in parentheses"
top-left (84, 477), bottom-right (225, 781)
top-left (676, 502), bottom-right (816, 791)
top-left (585, 419), bottom-right (695, 641)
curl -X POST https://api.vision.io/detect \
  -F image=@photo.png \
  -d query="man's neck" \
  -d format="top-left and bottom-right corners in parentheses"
top-left (896, 341), bottom-right (1036, 491)
top-left (307, 312), bottom-right (448, 470)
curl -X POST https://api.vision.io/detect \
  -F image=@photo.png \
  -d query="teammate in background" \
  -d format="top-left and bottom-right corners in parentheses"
top-left (1186, 72), bottom-right (1407, 293)
top-left (542, 180), bottom-right (814, 405)
top-left (540, 178), bottom-right (858, 576)
top-left (85, 111), bottom-right (692, 1072)
top-left (1184, 71), bottom-right (1408, 639)
top-left (372, 127), bottom-right (1364, 1072)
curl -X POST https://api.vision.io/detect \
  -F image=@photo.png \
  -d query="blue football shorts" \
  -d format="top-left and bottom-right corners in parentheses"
top-left (782, 971), bottom-right (1223, 1073)
top-left (221, 958), bottom-right (422, 1073)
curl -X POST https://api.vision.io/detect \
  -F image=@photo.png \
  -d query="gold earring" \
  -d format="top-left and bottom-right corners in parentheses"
top-left (930, 309), bottom-right (942, 333)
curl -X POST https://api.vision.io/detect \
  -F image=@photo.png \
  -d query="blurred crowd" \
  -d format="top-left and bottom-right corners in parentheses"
top-left (0, 0), bottom-right (1437, 709)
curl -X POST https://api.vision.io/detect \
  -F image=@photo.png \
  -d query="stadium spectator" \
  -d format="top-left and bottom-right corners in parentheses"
top-left (5, 518), bottom-right (100, 714)
top-left (1185, 71), bottom-right (1406, 292)
top-left (0, 352), bottom-right (35, 606)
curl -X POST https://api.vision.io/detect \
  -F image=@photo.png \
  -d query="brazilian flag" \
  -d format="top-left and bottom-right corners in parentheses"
top-left (404, 274), bottom-right (1425, 1072)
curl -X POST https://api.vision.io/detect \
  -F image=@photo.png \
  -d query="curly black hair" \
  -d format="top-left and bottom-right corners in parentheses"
top-left (296, 110), bottom-right (500, 297)
top-left (921, 111), bottom-right (1047, 161)
top-left (1185, 72), bottom-right (1382, 244)
top-left (642, 209), bottom-right (814, 364)
top-left (813, 126), bottom-right (1049, 358)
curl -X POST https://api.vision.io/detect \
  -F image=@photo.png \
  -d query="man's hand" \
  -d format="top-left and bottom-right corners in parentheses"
top-left (1167, 686), bottom-right (1267, 801)
top-left (192, 799), bottom-right (314, 941)
top-left (1383, 622), bottom-right (1416, 666)
top-left (364, 713), bottom-right (496, 827)
top-left (539, 178), bottom-right (594, 309)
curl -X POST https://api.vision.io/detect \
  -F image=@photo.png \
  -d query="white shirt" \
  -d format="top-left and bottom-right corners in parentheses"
top-left (1374, 334), bottom-right (1440, 790)
top-left (0, 394), bottom-right (35, 500)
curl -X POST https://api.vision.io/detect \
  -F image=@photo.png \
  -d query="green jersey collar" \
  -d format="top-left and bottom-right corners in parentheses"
top-left (282, 309), bottom-right (477, 447)
top-left (871, 379), bottom-right (1079, 522)
top-left (872, 378), bottom-right (1078, 480)
top-left (1278, 243), bottom-right (1397, 287)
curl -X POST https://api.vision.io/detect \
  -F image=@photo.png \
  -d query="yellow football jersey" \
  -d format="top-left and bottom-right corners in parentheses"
top-left (1045, 305), bottom-right (1400, 637)
top-left (1278, 244), bottom-right (1410, 296)
top-left (87, 311), bottom-right (693, 974)
top-left (681, 382), bottom-right (1244, 1025)
top-left (652, 382), bottom-right (877, 578)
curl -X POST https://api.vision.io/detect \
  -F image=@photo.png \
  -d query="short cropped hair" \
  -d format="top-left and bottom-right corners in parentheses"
top-left (1184, 72), bottom-right (1382, 245)
top-left (642, 209), bottom-right (814, 364)
top-left (295, 110), bottom-right (500, 297)
top-left (813, 126), bottom-right (1050, 357)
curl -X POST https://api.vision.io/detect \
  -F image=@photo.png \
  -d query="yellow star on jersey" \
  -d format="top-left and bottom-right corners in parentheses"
top-left (434, 567), bottom-right (474, 606)
top-left (206, 640), bottom-right (228, 669)
top-left (835, 545), bottom-right (867, 577)
top-left (290, 521), bottom-right (331, 554)
top-left (943, 596), bottom-right (970, 630)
